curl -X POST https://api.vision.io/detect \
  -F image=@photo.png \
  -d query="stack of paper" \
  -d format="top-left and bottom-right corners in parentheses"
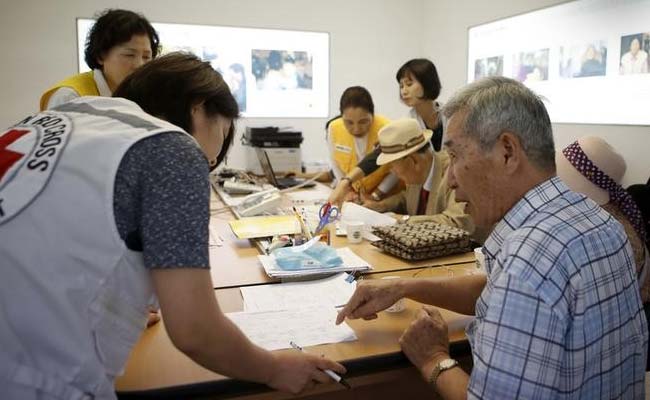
top-left (240, 273), bottom-right (357, 312)
top-left (259, 247), bottom-right (372, 278)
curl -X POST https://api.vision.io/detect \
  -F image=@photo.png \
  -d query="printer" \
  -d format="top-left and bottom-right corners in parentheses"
top-left (243, 126), bottom-right (303, 174)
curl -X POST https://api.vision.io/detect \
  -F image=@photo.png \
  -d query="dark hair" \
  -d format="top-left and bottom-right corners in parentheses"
top-left (85, 9), bottom-right (160, 70)
top-left (114, 52), bottom-right (239, 167)
top-left (628, 183), bottom-right (650, 248)
top-left (325, 86), bottom-right (375, 131)
top-left (395, 59), bottom-right (441, 100)
top-left (339, 86), bottom-right (374, 115)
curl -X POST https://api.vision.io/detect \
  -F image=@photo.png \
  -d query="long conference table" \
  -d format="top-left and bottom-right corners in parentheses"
top-left (115, 184), bottom-right (479, 399)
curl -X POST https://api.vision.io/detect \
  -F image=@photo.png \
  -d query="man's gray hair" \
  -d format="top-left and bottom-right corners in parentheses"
top-left (442, 77), bottom-right (555, 171)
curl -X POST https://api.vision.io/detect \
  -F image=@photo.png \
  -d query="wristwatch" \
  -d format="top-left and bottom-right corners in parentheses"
top-left (400, 215), bottom-right (411, 224)
top-left (428, 358), bottom-right (458, 387)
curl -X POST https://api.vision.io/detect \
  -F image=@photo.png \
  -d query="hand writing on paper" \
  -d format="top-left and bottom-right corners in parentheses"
top-left (328, 180), bottom-right (352, 208)
top-left (268, 351), bottom-right (347, 394)
top-left (399, 306), bottom-right (450, 379)
top-left (335, 279), bottom-right (404, 324)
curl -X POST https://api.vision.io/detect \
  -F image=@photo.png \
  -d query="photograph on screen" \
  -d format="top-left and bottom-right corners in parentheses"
top-left (512, 49), bottom-right (549, 83)
top-left (159, 44), bottom-right (249, 112)
top-left (251, 49), bottom-right (313, 91)
top-left (474, 56), bottom-right (503, 80)
top-left (619, 32), bottom-right (650, 75)
top-left (224, 63), bottom-right (247, 112)
top-left (559, 41), bottom-right (607, 78)
top-left (77, 19), bottom-right (329, 117)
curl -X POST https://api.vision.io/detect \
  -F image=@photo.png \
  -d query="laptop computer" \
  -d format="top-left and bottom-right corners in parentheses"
top-left (254, 147), bottom-right (315, 189)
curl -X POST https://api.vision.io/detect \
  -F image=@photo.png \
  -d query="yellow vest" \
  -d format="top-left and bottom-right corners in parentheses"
top-left (330, 114), bottom-right (391, 194)
top-left (40, 72), bottom-right (100, 111)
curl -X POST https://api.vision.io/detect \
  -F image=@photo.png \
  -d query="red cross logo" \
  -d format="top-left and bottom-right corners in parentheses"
top-left (0, 129), bottom-right (29, 182)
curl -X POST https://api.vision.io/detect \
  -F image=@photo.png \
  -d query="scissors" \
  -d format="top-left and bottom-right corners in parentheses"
top-left (315, 202), bottom-right (340, 234)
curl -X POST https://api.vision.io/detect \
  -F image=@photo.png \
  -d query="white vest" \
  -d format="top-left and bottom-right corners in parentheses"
top-left (0, 97), bottom-right (190, 399)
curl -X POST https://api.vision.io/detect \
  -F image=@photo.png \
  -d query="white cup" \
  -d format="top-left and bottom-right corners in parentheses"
top-left (381, 276), bottom-right (406, 313)
top-left (474, 247), bottom-right (486, 274)
top-left (346, 220), bottom-right (364, 244)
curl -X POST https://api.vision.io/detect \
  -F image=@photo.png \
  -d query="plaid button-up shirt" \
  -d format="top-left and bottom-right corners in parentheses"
top-left (466, 177), bottom-right (647, 399)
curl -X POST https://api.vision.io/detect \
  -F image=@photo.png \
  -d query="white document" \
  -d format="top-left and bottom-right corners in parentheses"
top-left (241, 272), bottom-right (356, 312)
top-left (225, 307), bottom-right (357, 351)
top-left (259, 247), bottom-right (372, 278)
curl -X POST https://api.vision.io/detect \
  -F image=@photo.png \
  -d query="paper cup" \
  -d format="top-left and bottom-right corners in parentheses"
top-left (346, 220), bottom-right (364, 244)
top-left (381, 276), bottom-right (405, 313)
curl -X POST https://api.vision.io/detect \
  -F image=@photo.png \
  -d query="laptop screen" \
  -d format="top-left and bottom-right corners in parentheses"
top-left (254, 147), bottom-right (279, 187)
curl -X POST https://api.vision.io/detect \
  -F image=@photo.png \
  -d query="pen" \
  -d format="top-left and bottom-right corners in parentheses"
top-left (289, 341), bottom-right (351, 389)
top-left (292, 206), bottom-right (313, 240)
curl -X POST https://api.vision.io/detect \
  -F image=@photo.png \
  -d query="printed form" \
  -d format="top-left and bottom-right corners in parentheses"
top-left (232, 273), bottom-right (358, 350)
top-left (226, 307), bottom-right (357, 351)
top-left (240, 272), bottom-right (356, 312)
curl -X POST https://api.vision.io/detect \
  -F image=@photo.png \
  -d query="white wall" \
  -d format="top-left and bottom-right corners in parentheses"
top-left (422, 0), bottom-right (650, 186)
top-left (0, 0), bottom-right (422, 170)
top-left (1, 0), bottom-right (648, 183)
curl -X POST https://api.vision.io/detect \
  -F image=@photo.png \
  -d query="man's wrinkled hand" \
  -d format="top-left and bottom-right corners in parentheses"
top-left (399, 306), bottom-right (450, 379)
top-left (336, 279), bottom-right (404, 324)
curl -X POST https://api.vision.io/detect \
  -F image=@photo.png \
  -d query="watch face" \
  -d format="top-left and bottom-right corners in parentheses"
top-left (439, 359), bottom-right (457, 369)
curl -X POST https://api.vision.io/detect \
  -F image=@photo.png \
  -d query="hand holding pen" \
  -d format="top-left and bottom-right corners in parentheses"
top-left (267, 345), bottom-right (347, 394)
top-left (290, 341), bottom-right (351, 389)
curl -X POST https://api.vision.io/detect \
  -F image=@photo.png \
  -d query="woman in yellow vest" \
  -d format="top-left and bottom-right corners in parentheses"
top-left (326, 86), bottom-right (396, 202)
top-left (40, 9), bottom-right (159, 110)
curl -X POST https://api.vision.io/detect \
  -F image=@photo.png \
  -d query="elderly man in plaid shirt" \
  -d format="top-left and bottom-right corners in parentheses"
top-left (337, 77), bottom-right (648, 399)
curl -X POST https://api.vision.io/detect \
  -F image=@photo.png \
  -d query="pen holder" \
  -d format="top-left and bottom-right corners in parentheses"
top-left (317, 227), bottom-right (331, 246)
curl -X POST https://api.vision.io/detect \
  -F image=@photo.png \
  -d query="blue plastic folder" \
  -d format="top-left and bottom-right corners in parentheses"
top-left (272, 238), bottom-right (342, 271)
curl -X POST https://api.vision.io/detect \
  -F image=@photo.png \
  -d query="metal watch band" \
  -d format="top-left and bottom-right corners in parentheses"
top-left (428, 358), bottom-right (459, 387)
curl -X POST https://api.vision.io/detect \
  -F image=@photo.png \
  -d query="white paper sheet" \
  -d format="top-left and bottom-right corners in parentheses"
top-left (340, 201), bottom-right (397, 227)
top-left (241, 273), bottom-right (356, 312)
top-left (225, 307), bottom-right (357, 351)
top-left (285, 190), bottom-right (329, 205)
